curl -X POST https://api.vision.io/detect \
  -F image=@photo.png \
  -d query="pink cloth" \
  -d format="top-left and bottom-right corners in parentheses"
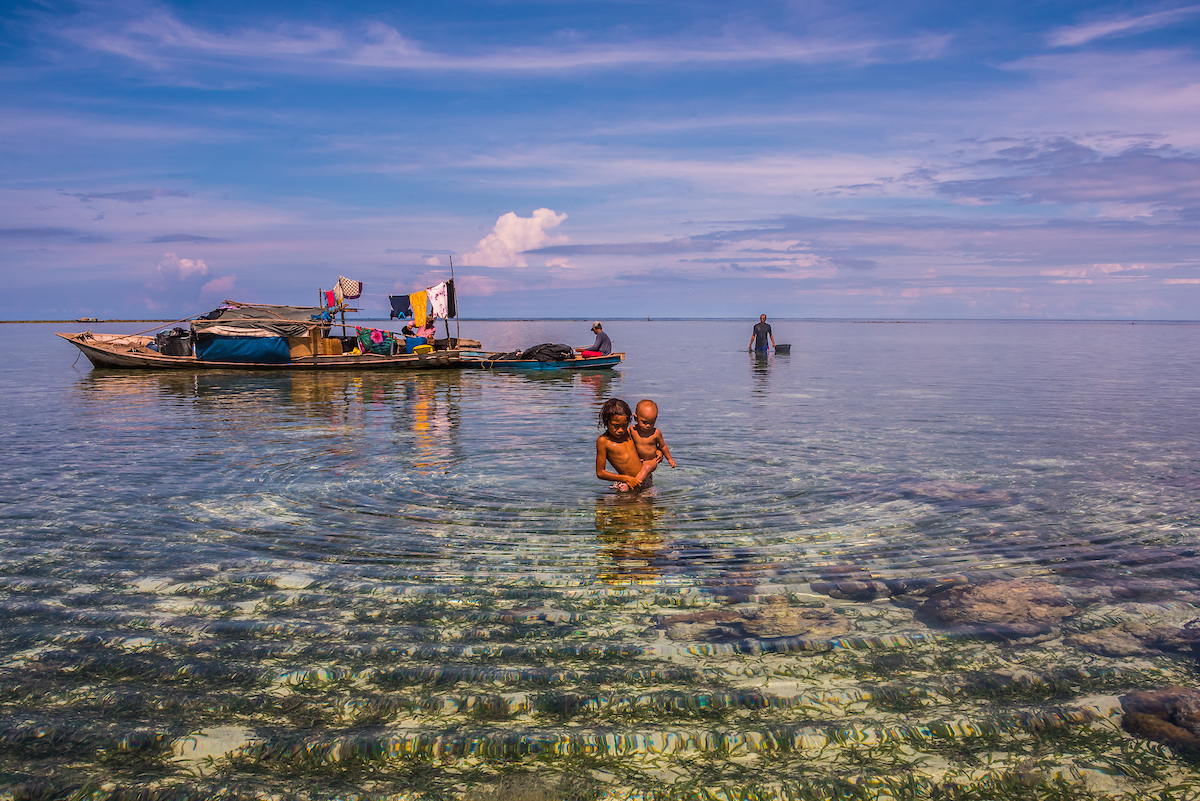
top-left (325, 291), bottom-right (336, 307)
top-left (581, 350), bottom-right (602, 357)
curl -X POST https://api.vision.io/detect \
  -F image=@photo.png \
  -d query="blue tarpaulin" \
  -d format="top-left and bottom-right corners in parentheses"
top-left (195, 334), bottom-right (291, 363)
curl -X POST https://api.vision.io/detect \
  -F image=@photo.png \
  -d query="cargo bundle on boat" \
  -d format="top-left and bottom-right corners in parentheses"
top-left (469, 343), bottom-right (623, 371)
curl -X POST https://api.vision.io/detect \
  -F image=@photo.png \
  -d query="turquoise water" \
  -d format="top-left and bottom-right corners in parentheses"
top-left (2, 320), bottom-right (1200, 799)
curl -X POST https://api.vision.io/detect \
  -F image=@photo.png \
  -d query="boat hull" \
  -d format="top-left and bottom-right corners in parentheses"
top-left (58, 332), bottom-right (469, 370)
top-left (469, 353), bottom-right (623, 370)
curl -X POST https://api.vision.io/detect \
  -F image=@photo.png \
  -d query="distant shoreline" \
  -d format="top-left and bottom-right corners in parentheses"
top-left (7, 317), bottom-right (1198, 324)
top-left (1, 320), bottom-right (174, 324)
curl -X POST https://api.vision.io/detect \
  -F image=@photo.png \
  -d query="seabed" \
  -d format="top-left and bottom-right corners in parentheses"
top-left (2, 565), bottom-right (1199, 801)
top-left (6, 322), bottom-right (1200, 800)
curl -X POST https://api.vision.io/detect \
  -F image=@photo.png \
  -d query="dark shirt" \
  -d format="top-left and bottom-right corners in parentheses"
top-left (587, 330), bottom-right (612, 355)
top-left (752, 322), bottom-right (772, 349)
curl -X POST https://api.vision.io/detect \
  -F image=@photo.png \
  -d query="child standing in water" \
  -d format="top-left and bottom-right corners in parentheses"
top-left (595, 398), bottom-right (647, 492)
top-left (629, 399), bottom-right (676, 485)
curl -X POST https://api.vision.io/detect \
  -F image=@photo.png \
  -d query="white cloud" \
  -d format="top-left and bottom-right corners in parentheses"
top-left (1048, 4), bottom-right (1200, 47)
top-left (462, 208), bottom-right (568, 268)
top-left (425, 255), bottom-right (441, 266)
top-left (1040, 268), bottom-right (1088, 277)
top-left (158, 251), bottom-right (208, 279)
top-left (53, 6), bottom-right (947, 75)
top-left (200, 275), bottom-right (236, 298)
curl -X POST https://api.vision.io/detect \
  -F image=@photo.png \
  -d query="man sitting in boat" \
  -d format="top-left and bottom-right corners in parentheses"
top-left (576, 322), bottom-right (611, 358)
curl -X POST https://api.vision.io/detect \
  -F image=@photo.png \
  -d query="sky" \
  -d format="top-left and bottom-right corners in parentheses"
top-left (2, 0), bottom-right (1200, 320)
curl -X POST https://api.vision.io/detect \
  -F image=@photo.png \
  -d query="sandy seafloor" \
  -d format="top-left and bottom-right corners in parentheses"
top-left (2, 319), bottom-right (1200, 800)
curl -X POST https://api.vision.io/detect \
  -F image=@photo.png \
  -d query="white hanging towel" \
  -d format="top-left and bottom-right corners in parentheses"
top-left (428, 281), bottom-right (449, 319)
top-left (337, 276), bottom-right (363, 299)
top-left (333, 283), bottom-right (344, 305)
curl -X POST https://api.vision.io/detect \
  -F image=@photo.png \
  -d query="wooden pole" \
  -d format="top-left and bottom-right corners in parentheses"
top-left (449, 255), bottom-right (460, 341)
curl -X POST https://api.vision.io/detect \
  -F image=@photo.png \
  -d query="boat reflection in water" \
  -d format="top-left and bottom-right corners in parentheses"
top-left (68, 368), bottom-right (471, 564)
top-left (74, 369), bottom-right (468, 432)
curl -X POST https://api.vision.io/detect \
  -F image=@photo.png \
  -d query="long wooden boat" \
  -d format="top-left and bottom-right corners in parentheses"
top-left (58, 331), bottom-right (474, 371)
top-left (468, 352), bottom-right (624, 371)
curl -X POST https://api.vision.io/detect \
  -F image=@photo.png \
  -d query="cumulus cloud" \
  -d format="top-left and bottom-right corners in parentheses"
top-left (158, 252), bottom-right (209, 280)
top-left (462, 208), bottom-right (568, 268)
top-left (200, 275), bottom-right (236, 298)
top-left (144, 251), bottom-right (224, 310)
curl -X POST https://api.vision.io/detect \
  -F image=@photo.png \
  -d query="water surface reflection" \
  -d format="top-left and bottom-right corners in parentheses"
top-left (4, 321), bottom-right (1200, 798)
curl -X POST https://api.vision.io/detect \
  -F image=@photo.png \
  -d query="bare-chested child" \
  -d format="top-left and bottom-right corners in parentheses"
top-left (629, 399), bottom-right (676, 485)
top-left (595, 398), bottom-right (647, 492)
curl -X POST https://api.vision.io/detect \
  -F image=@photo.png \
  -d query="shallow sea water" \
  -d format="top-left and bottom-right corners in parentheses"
top-left (2, 319), bottom-right (1200, 800)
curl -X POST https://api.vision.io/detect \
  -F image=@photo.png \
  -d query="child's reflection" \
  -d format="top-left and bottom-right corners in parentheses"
top-left (593, 493), bottom-right (665, 585)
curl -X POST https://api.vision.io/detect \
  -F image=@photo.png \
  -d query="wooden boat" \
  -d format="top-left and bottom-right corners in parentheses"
top-left (58, 301), bottom-right (481, 371)
top-left (467, 352), bottom-right (624, 371)
top-left (58, 331), bottom-right (478, 370)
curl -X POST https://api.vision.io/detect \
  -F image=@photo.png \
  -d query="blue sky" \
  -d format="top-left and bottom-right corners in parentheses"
top-left (3, 0), bottom-right (1200, 319)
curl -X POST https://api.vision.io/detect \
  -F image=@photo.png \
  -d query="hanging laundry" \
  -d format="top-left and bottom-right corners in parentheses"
top-left (429, 282), bottom-right (449, 319)
top-left (445, 278), bottom-right (457, 318)
top-left (355, 325), bottom-right (395, 355)
top-left (410, 290), bottom-right (428, 328)
top-left (338, 276), bottom-right (363, 299)
top-left (333, 283), bottom-right (344, 306)
top-left (325, 290), bottom-right (336, 308)
top-left (389, 295), bottom-right (413, 320)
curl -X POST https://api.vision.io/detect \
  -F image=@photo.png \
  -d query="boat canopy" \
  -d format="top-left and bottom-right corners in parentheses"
top-left (191, 302), bottom-right (322, 339)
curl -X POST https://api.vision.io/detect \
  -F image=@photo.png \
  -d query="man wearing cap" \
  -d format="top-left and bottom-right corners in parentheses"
top-left (577, 322), bottom-right (612, 357)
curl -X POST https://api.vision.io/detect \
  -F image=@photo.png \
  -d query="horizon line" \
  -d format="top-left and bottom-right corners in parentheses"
top-left (14, 317), bottom-right (1200, 325)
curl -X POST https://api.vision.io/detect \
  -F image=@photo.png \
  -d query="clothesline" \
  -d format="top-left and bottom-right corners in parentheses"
top-left (389, 279), bottom-right (457, 324)
top-left (322, 275), bottom-right (364, 310)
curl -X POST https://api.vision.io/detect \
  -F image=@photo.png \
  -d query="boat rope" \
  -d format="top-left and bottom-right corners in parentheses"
top-left (128, 314), bottom-right (205, 338)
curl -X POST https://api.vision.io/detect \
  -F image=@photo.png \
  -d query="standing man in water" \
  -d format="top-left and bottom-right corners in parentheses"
top-left (577, 321), bottom-right (612, 357)
top-left (748, 314), bottom-right (775, 352)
